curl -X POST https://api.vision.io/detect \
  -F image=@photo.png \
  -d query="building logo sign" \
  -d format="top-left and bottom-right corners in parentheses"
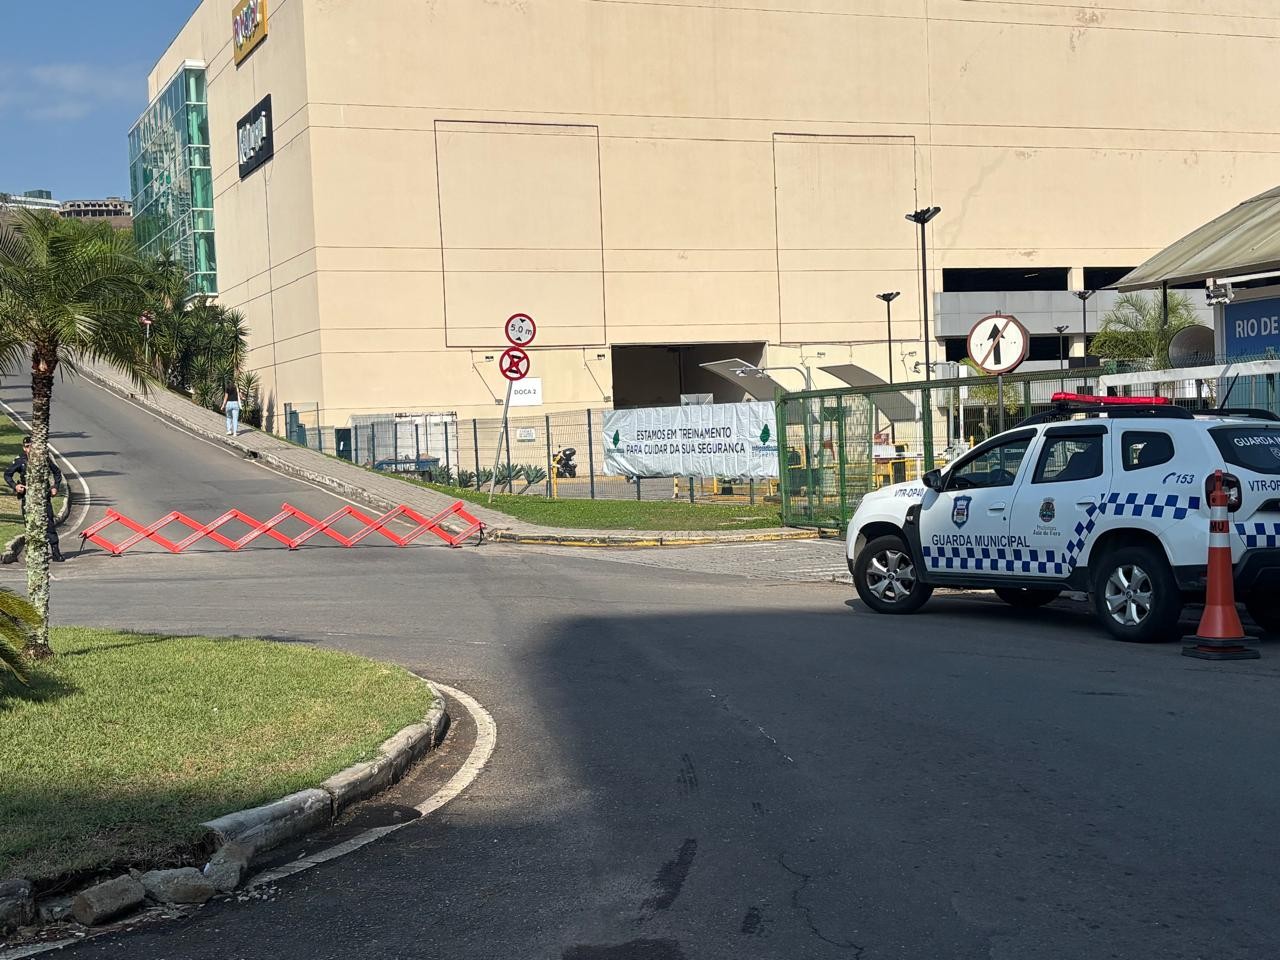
top-left (233, 0), bottom-right (268, 65)
top-left (237, 95), bottom-right (274, 179)
top-left (1224, 296), bottom-right (1280, 359)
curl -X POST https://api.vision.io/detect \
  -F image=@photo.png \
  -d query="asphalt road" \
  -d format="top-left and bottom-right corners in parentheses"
top-left (3, 376), bottom-right (1280, 959)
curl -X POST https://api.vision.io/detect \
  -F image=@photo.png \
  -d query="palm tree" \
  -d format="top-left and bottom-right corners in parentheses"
top-left (1088, 291), bottom-right (1203, 370)
top-left (0, 211), bottom-right (153, 657)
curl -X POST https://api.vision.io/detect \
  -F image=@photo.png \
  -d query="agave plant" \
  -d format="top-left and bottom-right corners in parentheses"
top-left (430, 465), bottom-right (455, 486)
top-left (456, 468), bottom-right (477, 489)
top-left (494, 463), bottom-right (522, 492)
top-left (519, 464), bottom-right (548, 493)
top-left (476, 468), bottom-right (494, 490)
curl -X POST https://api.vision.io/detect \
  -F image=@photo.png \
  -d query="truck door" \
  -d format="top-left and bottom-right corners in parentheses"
top-left (919, 429), bottom-right (1036, 577)
top-left (1008, 424), bottom-right (1110, 579)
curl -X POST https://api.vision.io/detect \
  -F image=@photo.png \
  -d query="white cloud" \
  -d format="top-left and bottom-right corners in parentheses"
top-left (0, 62), bottom-right (142, 123)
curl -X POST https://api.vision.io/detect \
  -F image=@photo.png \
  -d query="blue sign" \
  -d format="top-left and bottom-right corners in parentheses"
top-left (1224, 297), bottom-right (1280, 359)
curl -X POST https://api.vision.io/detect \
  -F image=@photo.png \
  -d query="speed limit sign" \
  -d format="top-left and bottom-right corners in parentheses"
top-left (505, 313), bottom-right (536, 347)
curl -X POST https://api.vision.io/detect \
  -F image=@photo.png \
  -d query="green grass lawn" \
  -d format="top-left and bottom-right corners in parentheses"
top-left (418, 481), bottom-right (782, 531)
top-left (0, 416), bottom-right (66, 545)
top-left (0, 628), bottom-right (433, 885)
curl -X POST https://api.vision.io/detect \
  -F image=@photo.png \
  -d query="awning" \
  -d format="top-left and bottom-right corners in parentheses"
top-left (697, 359), bottom-right (788, 401)
top-left (819, 365), bottom-right (918, 422)
top-left (1116, 185), bottom-right (1280, 291)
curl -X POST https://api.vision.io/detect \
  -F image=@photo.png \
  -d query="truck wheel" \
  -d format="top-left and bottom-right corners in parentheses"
top-left (1244, 596), bottom-right (1280, 635)
top-left (854, 535), bottom-right (933, 614)
top-left (994, 587), bottom-right (1061, 609)
top-left (1091, 545), bottom-right (1182, 643)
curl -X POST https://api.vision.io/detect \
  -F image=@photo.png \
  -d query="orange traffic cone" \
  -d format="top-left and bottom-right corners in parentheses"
top-left (1183, 470), bottom-right (1260, 660)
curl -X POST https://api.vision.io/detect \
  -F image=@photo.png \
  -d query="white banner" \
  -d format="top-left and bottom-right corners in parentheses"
top-left (603, 402), bottom-right (779, 478)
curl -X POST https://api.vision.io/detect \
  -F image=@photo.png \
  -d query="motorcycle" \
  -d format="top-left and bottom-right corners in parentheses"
top-left (552, 447), bottom-right (578, 479)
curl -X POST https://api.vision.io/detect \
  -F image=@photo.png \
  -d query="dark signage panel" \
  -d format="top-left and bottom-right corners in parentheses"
top-left (237, 94), bottom-right (274, 180)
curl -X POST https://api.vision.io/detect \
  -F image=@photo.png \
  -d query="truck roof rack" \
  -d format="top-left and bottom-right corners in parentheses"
top-left (1016, 393), bottom-right (1194, 427)
top-left (1193, 408), bottom-right (1280, 422)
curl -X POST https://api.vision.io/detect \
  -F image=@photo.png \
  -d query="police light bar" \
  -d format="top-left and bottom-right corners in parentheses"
top-left (1050, 392), bottom-right (1171, 405)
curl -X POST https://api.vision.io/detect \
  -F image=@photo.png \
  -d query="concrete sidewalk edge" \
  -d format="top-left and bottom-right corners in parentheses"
top-left (490, 528), bottom-right (819, 548)
top-left (200, 681), bottom-right (449, 868)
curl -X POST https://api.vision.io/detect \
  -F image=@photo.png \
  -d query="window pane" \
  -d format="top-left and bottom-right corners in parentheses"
top-left (1123, 432), bottom-right (1175, 471)
top-left (1035, 436), bottom-right (1104, 483)
top-left (949, 438), bottom-right (1031, 489)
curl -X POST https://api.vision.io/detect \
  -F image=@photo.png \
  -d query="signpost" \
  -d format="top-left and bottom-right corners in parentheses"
top-left (491, 316), bottom-right (535, 500)
top-left (967, 313), bottom-right (1029, 433)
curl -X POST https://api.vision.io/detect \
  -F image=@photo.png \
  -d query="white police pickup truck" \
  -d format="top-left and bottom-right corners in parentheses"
top-left (846, 394), bottom-right (1280, 642)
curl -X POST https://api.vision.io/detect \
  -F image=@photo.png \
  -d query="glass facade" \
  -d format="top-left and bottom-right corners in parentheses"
top-left (128, 66), bottom-right (216, 294)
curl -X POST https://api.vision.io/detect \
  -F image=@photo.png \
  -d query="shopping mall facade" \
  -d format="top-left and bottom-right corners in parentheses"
top-left (129, 0), bottom-right (1280, 430)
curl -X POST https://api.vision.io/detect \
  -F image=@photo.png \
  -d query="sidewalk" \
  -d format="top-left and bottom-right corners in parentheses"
top-left (80, 364), bottom-right (818, 547)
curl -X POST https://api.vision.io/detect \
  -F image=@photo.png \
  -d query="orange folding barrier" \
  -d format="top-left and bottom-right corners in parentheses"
top-left (79, 501), bottom-right (484, 556)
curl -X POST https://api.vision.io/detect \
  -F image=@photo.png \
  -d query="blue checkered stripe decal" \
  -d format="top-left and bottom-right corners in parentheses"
top-left (1102, 491), bottom-right (1200, 520)
top-left (922, 492), bottom-right (1202, 576)
top-left (1236, 522), bottom-right (1280, 549)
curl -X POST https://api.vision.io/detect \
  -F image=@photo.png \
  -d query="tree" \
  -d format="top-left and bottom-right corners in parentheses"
top-left (1088, 291), bottom-right (1202, 370)
top-left (0, 211), bottom-right (153, 657)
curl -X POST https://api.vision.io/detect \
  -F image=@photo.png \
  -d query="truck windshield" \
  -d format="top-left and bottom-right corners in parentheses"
top-left (1210, 426), bottom-right (1280, 475)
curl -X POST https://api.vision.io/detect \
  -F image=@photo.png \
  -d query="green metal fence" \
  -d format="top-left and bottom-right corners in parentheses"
top-left (776, 368), bottom-right (1106, 531)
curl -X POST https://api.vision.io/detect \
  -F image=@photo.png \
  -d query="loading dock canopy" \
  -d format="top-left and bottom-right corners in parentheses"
top-left (819, 365), bottom-right (918, 423)
top-left (1117, 185), bottom-right (1280, 291)
top-left (697, 359), bottom-right (789, 401)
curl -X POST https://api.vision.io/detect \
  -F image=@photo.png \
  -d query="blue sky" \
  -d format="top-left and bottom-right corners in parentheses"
top-left (0, 1), bottom-right (199, 201)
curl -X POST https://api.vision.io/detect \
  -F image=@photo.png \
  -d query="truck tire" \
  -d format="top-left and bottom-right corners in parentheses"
top-left (1244, 595), bottom-right (1280, 635)
top-left (994, 587), bottom-right (1061, 609)
top-left (854, 534), bottom-right (933, 615)
top-left (1090, 544), bottom-right (1182, 643)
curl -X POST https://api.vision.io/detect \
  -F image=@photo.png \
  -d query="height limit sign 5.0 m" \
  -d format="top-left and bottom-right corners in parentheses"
top-left (967, 313), bottom-right (1029, 375)
top-left (505, 313), bottom-right (536, 347)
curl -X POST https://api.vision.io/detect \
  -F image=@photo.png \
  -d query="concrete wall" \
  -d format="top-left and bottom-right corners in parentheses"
top-left (144, 0), bottom-right (1280, 426)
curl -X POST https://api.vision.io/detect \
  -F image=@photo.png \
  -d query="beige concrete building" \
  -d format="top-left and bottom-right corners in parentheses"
top-left (132, 0), bottom-right (1280, 431)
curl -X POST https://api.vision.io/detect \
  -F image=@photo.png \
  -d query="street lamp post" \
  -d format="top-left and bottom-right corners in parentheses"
top-left (1054, 324), bottom-right (1068, 389)
top-left (905, 206), bottom-right (942, 382)
top-left (1072, 289), bottom-right (1095, 351)
top-left (876, 291), bottom-right (901, 385)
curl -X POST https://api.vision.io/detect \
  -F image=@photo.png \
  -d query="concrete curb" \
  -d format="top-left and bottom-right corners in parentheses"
top-left (200, 682), bottom-right (449, 865)
top-left (489, 528), bottom-right (820, 548)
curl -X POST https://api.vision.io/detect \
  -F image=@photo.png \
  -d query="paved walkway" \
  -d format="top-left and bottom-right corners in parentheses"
top-left (80, 364), bottom-right (817, 546)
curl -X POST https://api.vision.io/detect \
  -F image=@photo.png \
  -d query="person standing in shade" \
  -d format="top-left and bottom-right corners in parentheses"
top-left (4, 436), bottom-right (64, 562)
top-left (223, 380), bottom-right (241, 437)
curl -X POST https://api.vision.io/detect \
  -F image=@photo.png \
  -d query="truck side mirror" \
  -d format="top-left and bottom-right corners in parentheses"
top-left (923, 469), bottom-right (943, 492)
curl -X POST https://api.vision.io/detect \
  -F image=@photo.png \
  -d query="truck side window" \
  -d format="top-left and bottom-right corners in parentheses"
top-left (1035, 435), bottom-right (1104, 483)
top-left (1122, 431), bottom-right (1174, 471)
top-left (946, 438), bottom-right (1031, 490)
